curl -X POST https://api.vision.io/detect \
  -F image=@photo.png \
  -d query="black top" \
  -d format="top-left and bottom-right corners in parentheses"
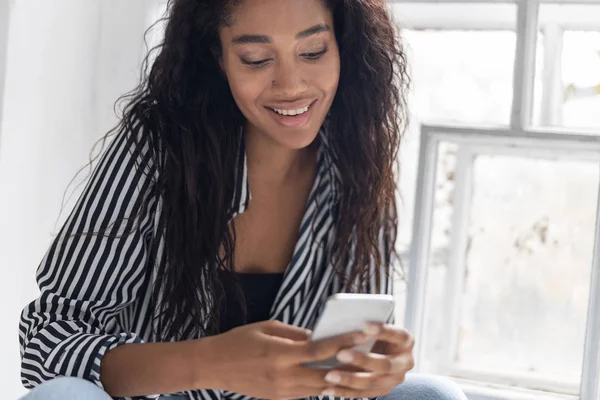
top-left (219, 270), bottom-right (285, 332)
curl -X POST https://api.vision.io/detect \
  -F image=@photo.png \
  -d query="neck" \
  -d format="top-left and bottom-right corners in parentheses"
top-left (244, 123), bottom-right (317, 184)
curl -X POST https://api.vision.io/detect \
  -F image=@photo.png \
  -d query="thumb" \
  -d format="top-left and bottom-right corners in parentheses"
top-left (260, 320), bottom-right (312, 341)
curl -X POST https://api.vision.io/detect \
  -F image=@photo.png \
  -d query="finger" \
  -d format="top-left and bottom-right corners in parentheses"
top-left (268, 379), bottom-right (332, 400)
top-left (260, 320), bottom-right (312, 341)
top-left (336, 349), bottom-right (414, 374)
top-left (366, 323), bottom-right (415, 350)
top-left (292, 364), bottom-right (369, 389)
top-left (322, 370), bottom-right (380, 390)
top-left (285, 366), bottom-right (333, 388)
top-left (294, 331), bottom-right (369, 363)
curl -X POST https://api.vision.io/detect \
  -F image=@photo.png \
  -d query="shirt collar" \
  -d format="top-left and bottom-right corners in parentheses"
top-left (231, 124), bottom-right (341, 219)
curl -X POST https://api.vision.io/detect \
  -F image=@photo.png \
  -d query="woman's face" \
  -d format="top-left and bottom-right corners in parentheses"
top-left (219, 0), bottom-right (340, 150)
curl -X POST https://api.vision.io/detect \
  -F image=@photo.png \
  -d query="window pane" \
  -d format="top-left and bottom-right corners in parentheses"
top-left (400, 30), bottom-right (516, 126)
top-left (418, 149), bottom-right (599, 393)
top-left (533, 4), bottom-right (600, 130)
top-left (392, 3), bottom-right (517, 126)
top-left (562, 31), bottom-right (600, 130)
top-left (459, 155), bottom-right (597, 387)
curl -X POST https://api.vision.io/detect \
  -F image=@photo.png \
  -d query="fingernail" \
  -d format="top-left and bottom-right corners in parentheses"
top-left (321, 388), bottom-right (336, 396)
top-left (364, 323), bottom-right (380, 336)
top-left (337, 350), bottom-right (354, 363)
top-left (324, 371), bottom-right (341, 384)
top-left (354, 333), bottom-right (368, 344)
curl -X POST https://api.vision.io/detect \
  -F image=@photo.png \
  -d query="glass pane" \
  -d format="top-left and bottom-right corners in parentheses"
top-left (562, 31), bottom-right (600, 130)
top-left (417, 148), bottom-right (599, 392)
top-left (401, 30), bottom-right (516, 126)
top-left (533, 4), bottom-right (600, 130)
top-left (457, 155), bottom-right (598, 385)
top-left (419, 141), bottom-right (459, 373)
top-left (392, 3), bottom-right (517, 126)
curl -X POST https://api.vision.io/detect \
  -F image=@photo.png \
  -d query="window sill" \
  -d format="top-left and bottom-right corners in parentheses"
top-left (453, 378), bottom-right (579, 400)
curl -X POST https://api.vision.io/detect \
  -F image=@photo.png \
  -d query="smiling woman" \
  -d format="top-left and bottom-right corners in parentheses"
top-left (17, 1), bottom-right (465, 400)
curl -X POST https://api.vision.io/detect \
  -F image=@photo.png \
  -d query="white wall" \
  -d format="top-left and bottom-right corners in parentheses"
top-left (0, 0), bottom-right (11, 140)
top-left (0, 1), bottom-right (157, 397)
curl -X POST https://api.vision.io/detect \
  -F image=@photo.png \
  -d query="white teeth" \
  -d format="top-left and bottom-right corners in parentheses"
top-left (272, 105), bottom-right (310, 116)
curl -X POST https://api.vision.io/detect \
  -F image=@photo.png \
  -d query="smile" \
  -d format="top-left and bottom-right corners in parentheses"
top-left (265, 100), bottom-right (317, 128)
top-left (270, 105), bottom-right (310, 116)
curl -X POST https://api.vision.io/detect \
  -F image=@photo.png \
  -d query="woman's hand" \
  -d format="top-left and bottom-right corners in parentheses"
top-left (319, 323), bottom-right (415, 398)
top-left (198, 320), bottom-right (369, 400)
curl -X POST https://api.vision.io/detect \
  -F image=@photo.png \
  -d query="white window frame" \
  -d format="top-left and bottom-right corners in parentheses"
top-left (395, 0), bottom-right (600, 399)
top-left (407, 125), bottom-right (600, 399)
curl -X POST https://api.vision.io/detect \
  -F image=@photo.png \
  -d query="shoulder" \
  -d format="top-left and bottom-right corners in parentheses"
top-left (98, 117), bottom-right (162, 180)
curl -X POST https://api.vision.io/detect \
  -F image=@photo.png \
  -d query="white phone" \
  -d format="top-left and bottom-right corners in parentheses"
top-left (303, 293), bottom-right (395, 369)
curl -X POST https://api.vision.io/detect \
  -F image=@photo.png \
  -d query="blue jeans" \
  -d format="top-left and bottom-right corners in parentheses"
top-left (20, 374), bottom-right (468, 400)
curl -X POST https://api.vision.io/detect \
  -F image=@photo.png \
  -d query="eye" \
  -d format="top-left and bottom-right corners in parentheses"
top-left (301, 48), bottom-right (329, 60)
top-left (241, 58), bottom-right (272, 68)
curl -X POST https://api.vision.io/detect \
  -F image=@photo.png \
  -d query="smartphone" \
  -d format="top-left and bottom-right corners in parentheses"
top-left (303, 293), bottom-right (395, 369)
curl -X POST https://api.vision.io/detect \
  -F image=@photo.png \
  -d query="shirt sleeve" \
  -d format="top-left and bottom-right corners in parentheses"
top-left (18, 129), bottom-right (161, 399)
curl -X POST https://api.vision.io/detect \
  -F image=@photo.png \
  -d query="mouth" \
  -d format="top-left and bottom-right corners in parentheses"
top-left (264, 100), bottom-right (317, 128)
top-left (269, 104), bottom-right (311, 116)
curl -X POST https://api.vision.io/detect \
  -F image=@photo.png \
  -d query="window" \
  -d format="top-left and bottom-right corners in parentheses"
top-left (392, 1), bottom-right (600, 399)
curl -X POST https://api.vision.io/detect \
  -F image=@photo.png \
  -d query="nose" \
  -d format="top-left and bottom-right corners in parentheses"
top-left (272, 59), bottom-right (308, 98)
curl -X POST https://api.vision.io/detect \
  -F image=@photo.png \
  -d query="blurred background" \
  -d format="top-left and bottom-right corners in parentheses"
top-left (1, 1), bottom-right (599, 399)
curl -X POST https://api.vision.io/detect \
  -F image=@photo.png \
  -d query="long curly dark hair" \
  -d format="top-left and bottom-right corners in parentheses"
top-left (98, 0), bottom-right (409, 341)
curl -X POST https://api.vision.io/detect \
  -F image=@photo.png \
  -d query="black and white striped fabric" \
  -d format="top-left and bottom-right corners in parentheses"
top-left (19, 125), bottom-right (393, 400)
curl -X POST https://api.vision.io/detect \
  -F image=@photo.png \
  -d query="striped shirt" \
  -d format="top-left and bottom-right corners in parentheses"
top-left (19, 125), bottom-right (394, 400)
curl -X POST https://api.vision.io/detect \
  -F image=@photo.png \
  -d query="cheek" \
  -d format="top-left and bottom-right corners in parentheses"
top-left (226, 69), bottom-right (270, 111)
top-left (327, 64), bottom-right (341, 93)
top-left (317, 56), bottom-right (340, 97)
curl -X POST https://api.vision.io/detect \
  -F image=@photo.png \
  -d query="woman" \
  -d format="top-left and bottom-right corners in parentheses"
top-left (19, 0), bottom-right (466, 399)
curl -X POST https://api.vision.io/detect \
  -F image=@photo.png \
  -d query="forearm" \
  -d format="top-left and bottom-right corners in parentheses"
top-left (100, 337), bottom-right (221, 397)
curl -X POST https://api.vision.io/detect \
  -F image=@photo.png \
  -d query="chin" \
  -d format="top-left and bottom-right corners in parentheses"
top-left (267, 126), bottom-right (321, 150)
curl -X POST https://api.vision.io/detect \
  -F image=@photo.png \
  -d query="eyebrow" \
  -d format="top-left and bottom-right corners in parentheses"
top-left (296, 23), bottom-right (331, 39)
top-left (231, 23), bottom-right (331, 45)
